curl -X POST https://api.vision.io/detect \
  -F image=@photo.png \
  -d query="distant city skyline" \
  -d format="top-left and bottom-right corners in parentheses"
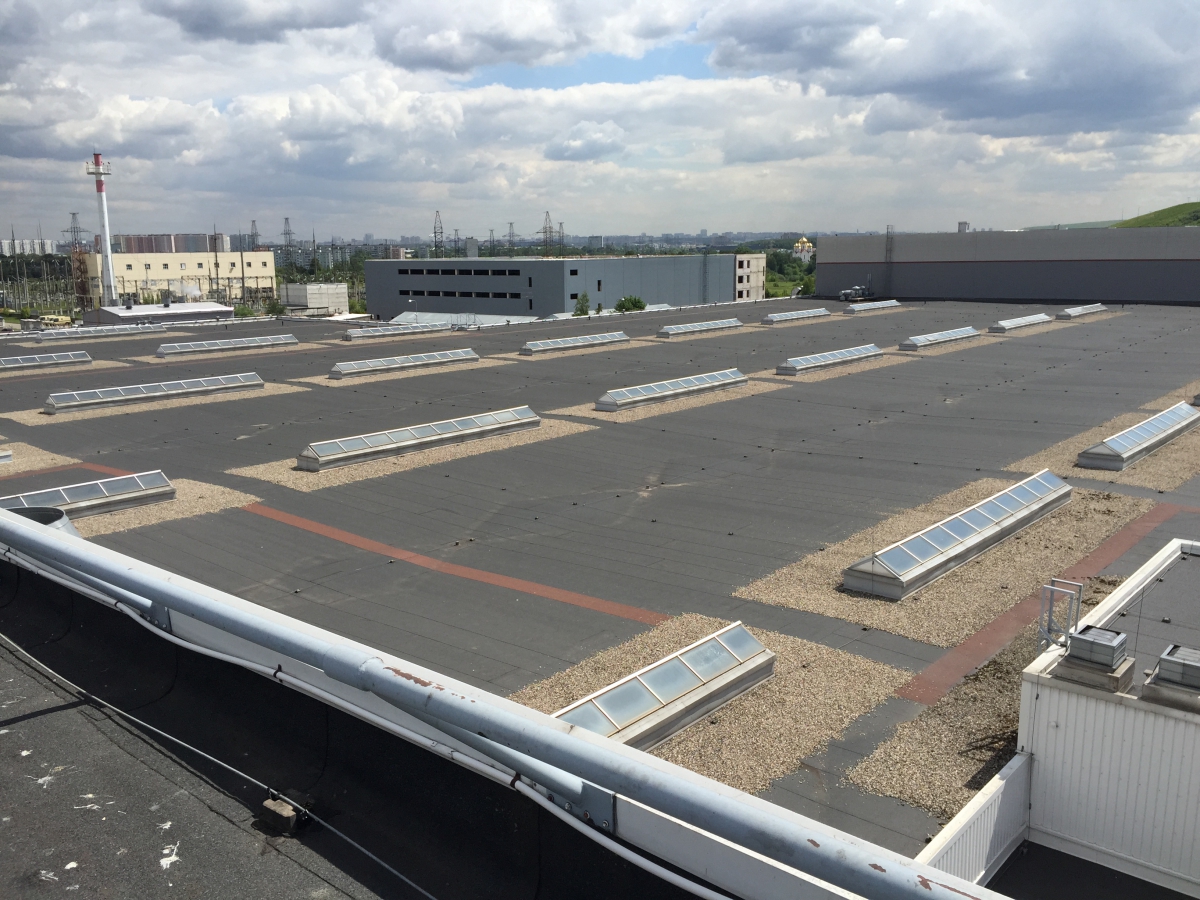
top-left (1, 1), bottom-right (1197, 237)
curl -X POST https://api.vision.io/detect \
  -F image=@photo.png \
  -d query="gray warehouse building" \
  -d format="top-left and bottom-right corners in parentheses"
top-left (816, 227), bottom-right (1200, 305)
top-left (364, 254), bottom-right (765, 320)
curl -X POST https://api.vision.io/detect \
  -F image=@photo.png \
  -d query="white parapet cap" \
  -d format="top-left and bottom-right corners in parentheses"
top-left (45, 373), bottom-right (264, 414)
top-left (0, 351), bottom-right (91, 370)
top-left (520, 332), bottom-right (629, 354)
top-left (843, 299), bottom-right (900, 314)
top-left (776, 344), bottom-right (881, 376)
top-left (344, 322), bottom-right (451, 340)
top-left (761, 308), bottom-right (830, 325)
top-left (330, 348), bottom-right (478, 378)
top-left (595, 369), bottom-right (746, 411)
top-left (37, 324), bottom-right (166, 342)
top-left (898, 326), bottom-right (979, 351)
top-left (0, 470), bottom-right (175, 517)
top-left (988, 313), bottom-right (1053, 333)
top-left (1077, 402), bottom-right (1200, 471)
top-left (656, 318), bottom-right (742, 338)
top-left (843, 470), bottom-right (1072, 600)
top-left (554, 622), bottom-right (773, 749)
top-left (1056, 303), bottom-right (1108, 319)
top-left (156, 334), bottom-right (297, 357)
top-left (297, 406), bottom-right (540, 471)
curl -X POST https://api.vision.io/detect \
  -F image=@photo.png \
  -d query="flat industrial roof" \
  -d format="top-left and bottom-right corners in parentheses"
top-left (0, 298), bottom-right (1197, 893)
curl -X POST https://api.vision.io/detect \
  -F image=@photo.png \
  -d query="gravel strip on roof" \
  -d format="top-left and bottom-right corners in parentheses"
top-left (1142, 378), bottom-right (1200, 411)
top-left (736, 483), bottom-right (1152, 647)
top-left (546, 379), bottom-right (788, 423)
top-left (227, 417), bottom-right (597, 492)
top-left (0, 441), bottom-right (79, 474)
top-left (72, 479), bottom-right (261, 537)
top-left (847, 577), bottom-right (1125, 821)
top-left (1006, 406), bottom-right (1200, 491)
top-left (510, 613), bottom-right (907, 795)
top-left (0, 381), bottom-right (308, 427)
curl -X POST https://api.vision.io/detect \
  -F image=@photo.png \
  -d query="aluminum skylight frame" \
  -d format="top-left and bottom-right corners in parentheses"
top-left (843, 299), bottom-right (901, 315)
top-left (0, 470), bottom-right (175, 518)
top-left (761, 308), bottom-right (830, 325)
top-left (595, 369), bottom-right (746, 411)
top-left (1076, 402), bottom-right (1200, 471)
top-left (156, 334), bottom-right (298, 357)
top-left (344, 323), bottom-right (451, 340)
top-left (297, 406), bottom-right (540, 471)
top-left (519, 332), bottom-right (629, 355)
top-left (329, 349), bottom-right (478, 379)
top-left (36, 324), bottom-right (166, 342)
top-left (554, 622), bottom-right (774, 749)
top-left (898, 326), bottom-right (980, 351)
top-left (656, 318), bottom-right (743, 338)
top-left (0, 351), bottom-right (92, 371)
top-left (989, 314), bottom-right (1053, 333)
top-left (843, 469), bottom-right (1072, 600)
top-left (44, 372), bottom-right (264, 414)
top-left (776, 344), bottom-right (882, 376)
top-left (1056, 304), bottom-right (1108, 320)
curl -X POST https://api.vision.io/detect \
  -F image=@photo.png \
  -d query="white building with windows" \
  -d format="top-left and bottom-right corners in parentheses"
top-left (82, 250), bottom-right (276, 307)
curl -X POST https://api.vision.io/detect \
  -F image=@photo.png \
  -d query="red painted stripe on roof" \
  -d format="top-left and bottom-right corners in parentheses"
top-left (242, 502), bottom-right (669, 626)
top-left (895, 501), bottom-right (1195, 706)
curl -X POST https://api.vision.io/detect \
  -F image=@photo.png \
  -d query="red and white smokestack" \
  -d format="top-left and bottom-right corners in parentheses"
top-left (85, 152), bottom-right (118, 306)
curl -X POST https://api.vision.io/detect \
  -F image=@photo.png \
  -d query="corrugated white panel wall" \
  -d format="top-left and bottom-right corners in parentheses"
top-left (916, 753), bottom-right (1030, 883)
top-left (1021, 678), bottom-right (1200, 889)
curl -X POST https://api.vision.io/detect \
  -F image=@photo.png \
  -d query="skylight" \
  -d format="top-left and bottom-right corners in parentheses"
top-left (899, 327), bottom-right (979, 351)
top-left (344, 323), bottom-right (451, 340)
top-left (1077, 402), bottom-right (1200, 471)
top-left (1057, 304), bottom-right (1107, 320)
top-left (843, 470), bottom-right (1072, 599)
top-left (776, 344), bottom-right (881, 376)
top-left (843, 300), bottom-right (901, 314)
top-left (761, 308), bottom-right (830, 324)
top-left (45, 373), bottom-right (264, 414)
top-left (156, 335), bottom-right (297, 357)
top-left (0, 351), bottom-right (91, 370)
top-left (330, 349), bottom-right (478, 379)
top-left (0, 470), bottom-right (175, 517)
top-left (656, 318), bottom-right (742, 338)
top-left (520, 332), bottom-right (629, 354)
top-left (37, 324), bottom-right (166, 342)
top-left (989, 314), bottom-right (1052, 333)
top-left (595, 369), bottom-right (746, 411)
top-left (297, 406), bottom-right (540, 471)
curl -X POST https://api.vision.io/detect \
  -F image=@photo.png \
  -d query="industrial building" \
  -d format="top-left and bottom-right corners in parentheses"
top-left (364, 253), bottom-right (765, 319)
top-left (81, 249), bottom-right (276, 307)
top-left (280, 281), bottom-right (350, 316)
top-left (815, 226), bottom-right (1200, 304)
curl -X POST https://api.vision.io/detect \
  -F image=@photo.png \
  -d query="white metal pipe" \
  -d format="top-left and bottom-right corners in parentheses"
top-left (0, 509), bottom-right (1005, 900)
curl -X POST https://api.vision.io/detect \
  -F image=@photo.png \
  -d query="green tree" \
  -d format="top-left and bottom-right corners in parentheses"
top-left (614, 295), bottom-right (645, 312)
top-left (573, 291), bottom-right (591, 316)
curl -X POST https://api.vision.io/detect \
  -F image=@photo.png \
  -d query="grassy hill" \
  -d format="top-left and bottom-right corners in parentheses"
top-left (1112, 202), bottom-right (1200, 228)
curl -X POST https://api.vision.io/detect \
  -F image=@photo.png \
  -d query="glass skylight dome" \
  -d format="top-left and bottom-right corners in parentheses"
top-left (595, 369), bottom-right (746, 411)
top-left (45, 373), bottom-right (263, 414)
top-left (1077, 402), bottom-right (1200, 471)
top-left (330, 349), bottom-right (477, 378)
top-left (520, 332), bottom-right (629, 354)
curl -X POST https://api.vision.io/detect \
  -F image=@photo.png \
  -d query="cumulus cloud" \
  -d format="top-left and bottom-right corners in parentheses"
top-left (544, 119), bottom-right (626, 160)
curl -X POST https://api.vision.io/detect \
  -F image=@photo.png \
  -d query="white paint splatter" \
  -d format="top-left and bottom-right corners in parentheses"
top-left (19, 750), bottom-right (30, 757)
top-left (64, 862), bottom-right (77, 870)
top-left (73, 804), bottom-right (101, 811)
top-left (116, 848), bottom-right (127, 856)
top-left (0, 728), bottom-right (8, 734)
top-left (30, 775), bottom-right (54, 789)
top-left (65, 886), bottom-right (79, 892)
top-left (157, 821), bottom-right (172, 832)
top-left (37, 870), bottom-right (58, 882)
top-left (79, 794), bottom-right (95, 799)
top-left (160, 842), bottom-right (181, 870)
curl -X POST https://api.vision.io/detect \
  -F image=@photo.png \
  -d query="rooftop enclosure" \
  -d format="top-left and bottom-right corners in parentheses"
top-left (281, 282), bottom-right (349, 315)
top-left (844, 470), bottom-right (1071, 599)
top-left (364, 254), bottom-right (765, 320)
top-left (84, 301), bottom-right (234, 326)
top-left (816, 227), bottom-right (1200, 303)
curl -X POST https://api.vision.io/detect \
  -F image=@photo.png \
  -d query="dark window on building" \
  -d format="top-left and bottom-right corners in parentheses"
top-left (473, 269), bottom-right (488, 275)
top-left (410, 268), bottom-right (424, 275)
top-left (447, 291), bottom-right (462, 297)
top-left (570, 293), bottom-right (579, 300)
top-left (528, 276), bottom-right (532, 287)
top-left (738, 275), bottom-right (743, 283)
top-left (474, 291), bottom-right (488, 297)
top-left (398, 289), bottom-right (410, 295)
top-left (597, 279), bottom-right (602, 291)
top-left (397, 268), bottom-right (409, 274)
top-left (413, 290), bottom-right (426, 296)
top-left (570, 269), bottom-right (578, 276)
top-left (491, 269), bottom-right (507, 275)
top-left (508, 269), bottom-right (520, 276)
top-left (509, 292), bottom-right (521, 299)
top-left (441, 268), bottom-right (455, 275)
top-left (491, 292), bottom-right (506, 298)
top-left (737, 290), bottom-right (743, 298)
top-left (427, 290), bottom-right (441, 296)
top-left (528, 298), bottom-right (533, 310)
top-left (458, 269), bottom-right (472, 275)
top-left (737, 260), bottom-right (743, 269)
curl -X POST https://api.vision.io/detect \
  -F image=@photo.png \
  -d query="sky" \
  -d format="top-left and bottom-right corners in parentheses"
top-left (2, 0), bottom-right (1199, 242)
